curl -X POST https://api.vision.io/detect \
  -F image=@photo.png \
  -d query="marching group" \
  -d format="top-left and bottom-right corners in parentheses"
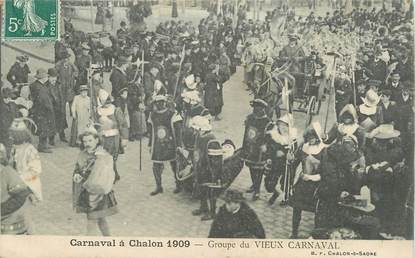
top-left (0, 4), bottom-right (413, 240)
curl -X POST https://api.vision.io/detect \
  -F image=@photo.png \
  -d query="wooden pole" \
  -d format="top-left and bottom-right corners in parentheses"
top-left (90, 0), bottom-right (95, 32)
top-left (324, 56), bottom-right (338, 133)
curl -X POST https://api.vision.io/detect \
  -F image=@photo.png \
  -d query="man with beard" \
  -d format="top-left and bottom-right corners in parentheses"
top-left (7, 55), bottom-right (30, 92)
top-left (367, 51), bottom-right (387, 83)
top-left (241, 99), bottom-right (273, 201)
top-left (47, 68), bottom-right (68, 144)
top-left (147, 95), bottom-right (183, 195)
top-left (30, 69), bottom-right (56, 153)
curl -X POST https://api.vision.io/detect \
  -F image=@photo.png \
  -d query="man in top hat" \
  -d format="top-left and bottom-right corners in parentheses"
top-left (241, 99), bottom-right (273, 201)
top-left (75, 42), bottom-right (93, 86)
top-left (384, 73), bottom-right (403, 101)
top-left (7, 55), bottom-right (31, 92)
top-left (147, 95), bottom-right (183, 195)
top-left (30, 69), bottom-right (56, 153)
top-left (55, 51), bottom-right (79, 109)
top-left (46, 68), bottom-right (68, 144)
top-left (208, 189), bottom-right (265, 238)
top-left (357, 89), bottom-right (382, 133)
top-left (279, 33), bottom-right (306, 97)
top-left (109, 55), bottom-right (129, 101)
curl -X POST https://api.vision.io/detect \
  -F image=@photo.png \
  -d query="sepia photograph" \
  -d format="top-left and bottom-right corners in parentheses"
top-left (0, 0), bottom-right (414, 251)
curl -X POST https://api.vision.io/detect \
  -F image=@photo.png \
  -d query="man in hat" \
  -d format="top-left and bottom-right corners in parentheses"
top-left (379, 89), bottom-right (399, 125)
top-left (7, 55), bottom-right (30, 91)
top-left (75, 43), bottom-right (93, 86)
top-left (357, 89), bottom-right (382, 133)
top-left (365, 124), bottom-right (406, 238)
top-left (241, 99), bottom-right (273, 201)
top-left (55, 51), bottom-right (79, 111)
top-left (384, 73), bottom-right (403, 101)
top-left (395, 82), bottom-right (414, 156)
top-left (190, 115), bottom-right (217, 220)
top-left (116, 21), bottom-right (129, 39)
top-left (0, 87), bottom-right (19, 157)
top-left (109, 56), bottom-right (129, 101)
top-left (147, 95), bottom-right (183, 195)
top-left (367, 51), bottom-right (387, 83)
top-left (334, 67), bottom-right (353, 117)
top-left (393, 47), bottom-right (413, 83)
top-left (204, 63), bottom-right (226, 120)
top-left (315, 136), bottom-right (381, 239)
top-left (46, 68), bottom-right (68, 144)
top-left (208, 189), bottom-right (265, 238)
top-left (30, 69), bottom-right (56, 153)
top-left (279, 33), bottom-right (306, 97)
top-left (96, 89), bottom-right (129, 183)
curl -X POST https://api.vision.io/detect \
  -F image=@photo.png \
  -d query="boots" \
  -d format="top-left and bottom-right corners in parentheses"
top-left (150, 167), bottom-right (163, 196)
top-left (268, 191), bottom-right (279, 206)
top-left (173, 182), bottom-right (182, 194)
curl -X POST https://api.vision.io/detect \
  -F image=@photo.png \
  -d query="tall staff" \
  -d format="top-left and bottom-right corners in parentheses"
top-left (139, 50), bottom-right (146, 171)
top-left (173, 45), bottom-right (186, 98)
top-left (324, 52), bottom-right (341, 133)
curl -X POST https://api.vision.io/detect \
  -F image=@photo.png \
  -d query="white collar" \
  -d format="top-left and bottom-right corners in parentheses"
top-left (359, 104), bottom-right (377, 115)
top-left (302, 142), bottom-right (326, 155)
top-left (232, 206), bottom-right (241, 214)
top-left (98, 104), bottom-right (115, 116)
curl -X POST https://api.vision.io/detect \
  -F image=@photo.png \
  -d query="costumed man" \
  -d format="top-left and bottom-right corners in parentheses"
top-left (315, 136), bottom-right (381, 240)
top-left (191, 116), bottom-right (217, 220)
top-left (325, 104), bottom-right (366, 150)
top-left (47, 68), bottom-right (68, 144)
top-left (97, 89), bottom-right (129, 183)
top-left (264, 114), bottom-right (298, 205)
top-left (7, 55), bottom-right (30, 93)
top-left (241, 99), bottom-right (273, 201)
top-left (208, 189), bottom-right (266, 238)
top-left (147, 95), bottom-right (183, 195)
top-left (279, 33), bottom-right (306, 97)
top-left (30, 69), bottom-right (56, 153)
top-left (357, 89), bottom-right (382, 134)
top-left (181, 90), bottom-right (210, 152)
top-left (289, 122), bottom-right (325, 238)
top-left (0, 143), bottom-right (32, 235)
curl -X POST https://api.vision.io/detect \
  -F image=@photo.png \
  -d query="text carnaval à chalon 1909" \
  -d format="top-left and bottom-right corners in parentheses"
top-left (69, 239), bottom-right (342, 250)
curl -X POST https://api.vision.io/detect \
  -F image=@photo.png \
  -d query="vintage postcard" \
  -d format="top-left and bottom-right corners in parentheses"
top-left (0, 0), bottom-right (413, 257)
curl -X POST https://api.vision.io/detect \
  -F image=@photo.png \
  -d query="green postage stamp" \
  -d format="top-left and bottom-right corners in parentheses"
top-left (3, 0), bottom-right (59, 40)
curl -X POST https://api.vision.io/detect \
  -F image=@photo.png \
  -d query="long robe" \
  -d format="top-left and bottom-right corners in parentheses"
top-left (70, 95), bottom-right (90, 145)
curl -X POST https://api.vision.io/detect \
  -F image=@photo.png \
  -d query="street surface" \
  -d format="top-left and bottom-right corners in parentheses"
top-left (0, 5), bottom-right (338, 237)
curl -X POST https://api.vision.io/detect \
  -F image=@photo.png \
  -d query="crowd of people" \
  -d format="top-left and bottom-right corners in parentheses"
top-left (0, 3), bottom-right (413, 240)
